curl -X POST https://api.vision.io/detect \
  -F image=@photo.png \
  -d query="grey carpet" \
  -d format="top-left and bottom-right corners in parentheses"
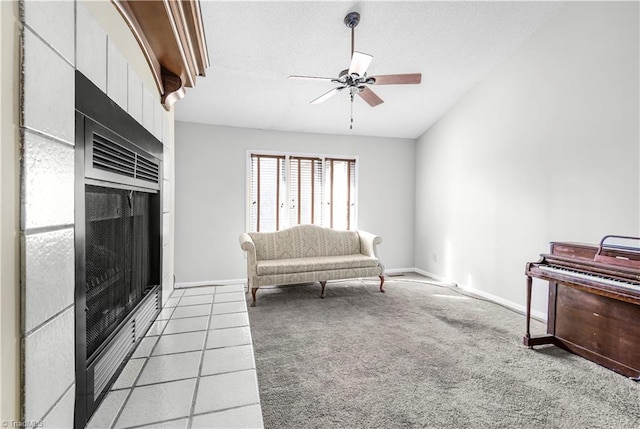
top-left (247, 276), bottom-right (640, 429)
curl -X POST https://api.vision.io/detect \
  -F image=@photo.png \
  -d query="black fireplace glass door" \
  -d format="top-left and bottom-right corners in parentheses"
top-left (85, 185), bottom-right (153, 357)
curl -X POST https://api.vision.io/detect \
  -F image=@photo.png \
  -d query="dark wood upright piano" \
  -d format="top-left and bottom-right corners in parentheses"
top-left (524, 235), bottom-right (640, 379)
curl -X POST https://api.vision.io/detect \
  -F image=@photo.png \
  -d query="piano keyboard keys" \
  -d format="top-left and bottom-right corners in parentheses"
top-left (537, 265), bottom-right (640, 293)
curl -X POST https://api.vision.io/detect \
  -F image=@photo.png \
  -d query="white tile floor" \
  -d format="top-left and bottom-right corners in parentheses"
top-left (87, 285), bottom-right (264, 429)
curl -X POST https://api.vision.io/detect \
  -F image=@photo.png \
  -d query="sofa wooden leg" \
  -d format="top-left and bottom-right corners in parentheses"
top-left (319, 281), bottom-right (326, 299)
top-left (250, 288), bottom-right (258, 307)
top-left (379, 275), bottom-right (385, 293)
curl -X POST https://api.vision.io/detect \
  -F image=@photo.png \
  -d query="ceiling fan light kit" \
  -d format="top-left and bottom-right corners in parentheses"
top-left (289, 11), bottom-right (422, 129)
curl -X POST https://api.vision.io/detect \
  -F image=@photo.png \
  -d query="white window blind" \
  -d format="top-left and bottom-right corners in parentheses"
top-left (325, 158), bottom-right (356, 230)
top-left (248, 153), bottom-right (357, 232)
top-left (289, 157), bottom-right (323, 227)
top-left (249, 154), bottom-right (286, 232)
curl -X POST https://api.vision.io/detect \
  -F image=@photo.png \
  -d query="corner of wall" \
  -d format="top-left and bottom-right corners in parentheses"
top-left (1, 0), bottom-right (21, 423)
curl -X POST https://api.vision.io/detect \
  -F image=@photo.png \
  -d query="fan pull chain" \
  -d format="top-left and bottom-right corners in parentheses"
top-left (350, 92), bottom-right (354, 130)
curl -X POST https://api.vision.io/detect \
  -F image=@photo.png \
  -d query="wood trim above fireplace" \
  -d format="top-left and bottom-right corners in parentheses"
top-left (111, 0), bottom-right (209, 111)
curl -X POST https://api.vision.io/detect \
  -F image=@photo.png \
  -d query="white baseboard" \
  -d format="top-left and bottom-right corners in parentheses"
top-left (178, 269), bottom-right (417, 288)
top-left (402, 267), bottom-right (548, 323)
top-left (174, 268), bottom-right (547, 322)
top-left (458, 283), bottom-right (548, 322)
top-left (175, 278), bottom-right (246, 289)
top-left (413, 267), bottom-right (452, 284)
top-left (385, 267), bottom-right (417, 275)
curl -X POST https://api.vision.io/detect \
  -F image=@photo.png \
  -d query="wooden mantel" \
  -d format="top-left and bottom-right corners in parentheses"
top-left (112, 0), bottom-right (210, 111)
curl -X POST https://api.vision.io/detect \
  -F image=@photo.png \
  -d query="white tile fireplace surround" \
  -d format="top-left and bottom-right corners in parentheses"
top-left (20, 1), bottom-right (173, 426)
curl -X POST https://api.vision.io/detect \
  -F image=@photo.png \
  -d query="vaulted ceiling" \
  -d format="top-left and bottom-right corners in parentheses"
top-left (175, 1), bottom-right (563, 139)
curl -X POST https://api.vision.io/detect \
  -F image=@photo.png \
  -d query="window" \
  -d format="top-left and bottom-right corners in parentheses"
top-left (248, 152), bottom-right (357, 232)
top-left (289, 156), bottom-right (323, 227)
top-left (248, 155), bottom-right (285, 232)
top-left (324, 158), bottom-right (356, 231)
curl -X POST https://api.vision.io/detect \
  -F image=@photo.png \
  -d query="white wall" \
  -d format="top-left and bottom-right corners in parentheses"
top-left (174, 123), bottom-right (415, 284)
top-left (415, 2), bottom-right (639, 318)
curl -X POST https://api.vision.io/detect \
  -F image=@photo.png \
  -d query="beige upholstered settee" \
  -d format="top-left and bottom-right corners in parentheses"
top-left (239, 224), bottom-right (385, 307)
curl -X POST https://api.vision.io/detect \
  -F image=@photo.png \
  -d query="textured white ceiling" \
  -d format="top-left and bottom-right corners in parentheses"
top-left (175, 1), bottom-right (563, 139)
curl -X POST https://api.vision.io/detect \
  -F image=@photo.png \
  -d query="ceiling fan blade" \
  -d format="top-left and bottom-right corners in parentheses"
top-left (311, 87), bottom-right (344, 104)
top-left (358, 87), bottom-right (384, 107)
top-left (288, 75), bottom-right (336, 82)
top-left (371, 73), bottom-right (422, 85)
top-left (348, 51), bottom-right (373, 77)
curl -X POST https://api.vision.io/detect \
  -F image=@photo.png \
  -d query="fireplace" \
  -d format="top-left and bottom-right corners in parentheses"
top-left (84, 186), bottom-right (154, 357)
top-left (74, 71), bottom-right (163, 427)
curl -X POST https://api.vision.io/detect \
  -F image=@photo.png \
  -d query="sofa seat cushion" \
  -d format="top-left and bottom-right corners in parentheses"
top-left (256, 254), bottom-right (379, 276)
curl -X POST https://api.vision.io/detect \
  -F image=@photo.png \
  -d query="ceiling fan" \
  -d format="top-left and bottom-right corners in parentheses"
top-left (288, 11), bottom-right (422, 128)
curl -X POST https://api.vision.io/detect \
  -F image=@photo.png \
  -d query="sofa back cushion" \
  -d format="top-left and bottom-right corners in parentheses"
top-left (249, 225), bottom-right (361, 260)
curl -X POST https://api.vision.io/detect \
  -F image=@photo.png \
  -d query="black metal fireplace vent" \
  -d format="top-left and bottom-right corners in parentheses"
top-left (75, 71), bottom-right (163, 429)
top-left (92, 134), bottom-right (160, 184)
top-left (92, 289), bottom-right (158, 399)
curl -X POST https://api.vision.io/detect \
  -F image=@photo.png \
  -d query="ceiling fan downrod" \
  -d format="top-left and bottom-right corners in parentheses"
top-left (344, 12), bottom-right (360, 57)
top-left (345, 12), bottom-right (360, 131)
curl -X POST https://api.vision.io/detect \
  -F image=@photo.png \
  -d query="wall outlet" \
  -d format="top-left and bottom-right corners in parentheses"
top-left (432, 253), bottom-right (437, 262)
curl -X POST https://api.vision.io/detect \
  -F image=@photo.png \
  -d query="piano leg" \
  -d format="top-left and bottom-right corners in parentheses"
top-left (523, 275), bottom-right (557, 347)
top-left (524, 275), bottom-right (534, 348)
